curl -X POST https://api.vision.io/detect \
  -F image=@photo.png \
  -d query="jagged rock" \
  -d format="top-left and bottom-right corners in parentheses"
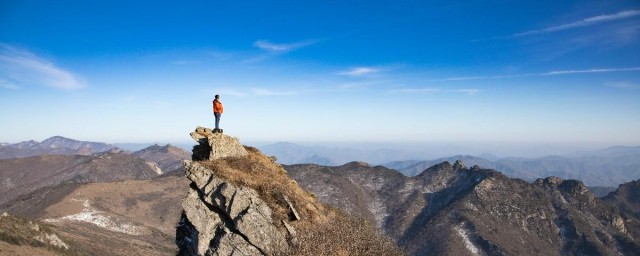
top-left (177, 160), bottom-right (287, 256)
top-left (452, 160), bottom-right (466, 170)
top-left (283, 195), bottom-right (301, 221)
top-left (544, 176), bottom-right (564, 186)
top-left (281, 220), bottom-right (296, 237)
top-left (281, 220), bottom-right (298, 246)
top-left (190, 126), bottom-right (248, 161)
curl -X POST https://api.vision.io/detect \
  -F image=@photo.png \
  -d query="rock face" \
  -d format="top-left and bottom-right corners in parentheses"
top-left (190, 126), bottom-right (248, 161)
top-left (177, 161), bottom-right (287, 256)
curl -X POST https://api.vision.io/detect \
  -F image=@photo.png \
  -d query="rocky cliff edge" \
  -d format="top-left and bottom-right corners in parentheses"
top-left (176, 126), bottom-right (400, 256)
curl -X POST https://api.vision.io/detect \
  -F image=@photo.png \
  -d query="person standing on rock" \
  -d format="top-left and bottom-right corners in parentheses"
top-left (213, 94), bottom-right (224, 133)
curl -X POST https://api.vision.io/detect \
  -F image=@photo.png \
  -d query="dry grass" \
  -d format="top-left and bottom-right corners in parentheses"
top-left (199, 146), bottom-right (402, 256)
top-left (286, 209), bottom-right (403, 256)
top-left (0, 214), bottom-right (84, 256)
top-left (201, 146), bottom-right (326, 225)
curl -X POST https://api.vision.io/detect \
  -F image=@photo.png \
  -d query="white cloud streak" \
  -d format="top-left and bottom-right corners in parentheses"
top-left (250, 88), bottom-right (296, 96)
top-left (432, 67), bottom-right (640, 82)
top-left (217, 88), bottom-right (296, 97)
top-left (389, 88), bottom-right (480, 95)
top-left (605, 81), bottom-right (637, 89)
top-left (253, 39), bottom-right (316, 53)
top-left (0, 44), bottom-right (86, 89)
top-left (514, 9), bottom-right (640, 37)
top-left (542, 67), bottom-right (640, 75)
top-left (172, 60), bottom-right (199, 65)
top-left (0, 79), bottom-right (20, 89)
top-left (339, 67), bottom-right (381, 76)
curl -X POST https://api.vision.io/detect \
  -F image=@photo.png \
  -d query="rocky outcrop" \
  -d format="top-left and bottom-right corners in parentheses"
top-left (176, 127), bottom-right (402, 256)
top-left (177, 161), bottom-right (288, 256)
top-left (190, 127), bottom-right (248, 161)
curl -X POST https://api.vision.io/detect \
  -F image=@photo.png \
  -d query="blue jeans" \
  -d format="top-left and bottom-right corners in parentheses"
top-left (214, 113), bottom-right (221, 129)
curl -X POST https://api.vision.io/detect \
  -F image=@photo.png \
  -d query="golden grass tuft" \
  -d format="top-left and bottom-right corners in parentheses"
top-left (199, 146), bottom-right (402, 256)
top-left (201, 146), bottom-right (326, 225)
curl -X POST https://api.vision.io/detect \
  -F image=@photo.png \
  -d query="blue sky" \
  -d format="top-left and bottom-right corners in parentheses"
top-left (1, 0), bottom-right (639, 149)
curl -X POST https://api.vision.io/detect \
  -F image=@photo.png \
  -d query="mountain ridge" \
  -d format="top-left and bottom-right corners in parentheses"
top-left (286, 160), bottom-right (640, 255)
top-left (0, 136), bottom-right (115, 159)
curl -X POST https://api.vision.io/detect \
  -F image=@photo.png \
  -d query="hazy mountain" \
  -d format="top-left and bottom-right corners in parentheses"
top-left (604, 179), bottom-right (640, 220)
top-left (572, 146), bottom-right (640, 158)
top-left (260, 141), bottom-right (640, 186)
top-left (114, 142), bottom-right (195, 152)
top-left (286, 161), bottom-right (640, 255)
top-left (258, 142), bottom-right (421, 165)
top-left (0, 150), bottom-right (161, 206)
top-left (0, 136), bottom-right (115, 159)
top-left (588, 186), bottom-right (617, 197)
top-left (385, 150), bottom-right (640, 187)
top-left (384, 155), bottom-right (495, 176)
top-left (132, 144), bottom-right (190, 173)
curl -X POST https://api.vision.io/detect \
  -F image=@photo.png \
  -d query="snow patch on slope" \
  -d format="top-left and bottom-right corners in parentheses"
top-left (34, 233), bottom-right (69, 250)
top-left (146, 161), bottom-right (163, 175)
top-left (46, 200), bottom-right (145, 235)
top-left (454, 222), bottom-right (480, 255)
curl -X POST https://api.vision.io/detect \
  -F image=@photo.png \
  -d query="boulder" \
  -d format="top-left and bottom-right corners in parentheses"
top-left (190, 126), bottom-right (248, 161)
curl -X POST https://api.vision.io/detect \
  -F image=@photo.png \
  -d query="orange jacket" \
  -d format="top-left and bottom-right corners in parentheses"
top-left (213, 99), bottom-right (223, 114)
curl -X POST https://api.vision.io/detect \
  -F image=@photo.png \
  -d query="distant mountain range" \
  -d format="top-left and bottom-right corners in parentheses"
top-left (259, 142), bottom-right (640, 187)
top-left (0, 136), bottom-right (115, 159)
top-left (258, 142), bottom-right (425, 165)
top-left (1, 134), bottom-right (639, 255)
top-left (0, 136), bottom-right (193, 255)
top-left (384, 146), bottom-right (640, 187)
top-left (0, 136), bottom-right (190, 207)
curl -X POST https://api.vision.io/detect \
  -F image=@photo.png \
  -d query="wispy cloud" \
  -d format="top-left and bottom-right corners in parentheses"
top-left (217, 88), bottom-right (297, 97)
top-left (0, 79), bottom-right (19, 89)
top-left (244, 39), bottom-right (318, 63)
top-left (0, 44), bottom-right (86, 89)
top-left (389, 88), bottom-right (480, 95)
top-left (605, 81), bottom-right (637, 89)
top-left (250, 88), bottom-right (296, 96)
top-left (543, 67), bottom-right (640, 75)
top-left (432, 67), bottom-right (640, 81)
top-left (172, 60), bottom-right (199, 65)
top-left (514, 9), bottom-right (640, 37)
top-left (338, 67), bottom-right (382, 76)
top-left (253, 39), bottom-right (317, 53)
